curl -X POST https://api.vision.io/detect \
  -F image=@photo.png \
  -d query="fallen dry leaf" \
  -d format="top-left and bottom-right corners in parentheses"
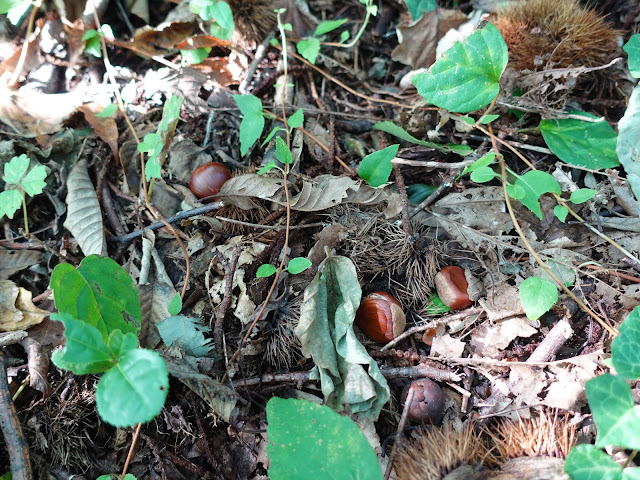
top-left (0, 279), bottom-right (50, 331)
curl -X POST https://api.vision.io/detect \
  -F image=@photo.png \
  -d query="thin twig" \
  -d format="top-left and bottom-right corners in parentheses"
top-left (214, 246), bottom-right (240, 353)
top-left (383, 388), bottom-right (414, 480)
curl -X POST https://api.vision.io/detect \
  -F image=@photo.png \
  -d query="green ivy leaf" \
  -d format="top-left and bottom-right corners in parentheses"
top-left (358, 144), bottom-right (399, 187)
top-left (287, 257), bottom-right (311, 275)
top-left (50, 255), bottom-right (141, 339)
top-left (95, 349), bottom-right (169, 427)
top-left (539, 113), bottom-right (620, 169)
top-left (373, 121), bottom-right (462, 152)
top-left (256, 264), bottom-right (277, 278)
top-left (21, 164), bottom-right (47, 197)
top-left (554, 205), bottom-right (569, 223)
top-left (624, 34), bottom-right (640, 78)
top-left (459, 152), bottom-right (497, 178)
top-left (411, 22), bottom-right (508, 113)
top-left (234, 94), bottom-right (265, 156)
top-left (287, 109), bottom-right (304, 130)
top-left (266, 398), bottom-right (383, 480)
top-left (519, 276), bottom-right (557, 320)
top-left (167, 293), bottom-right (182, 316)
top-left (315, 18), bottom-right (348, 36)
top-left (297, 38), bottom-right (321, 64)
top-left (508, 170), bottom-right (561, 220)
top-left (181, 47), bottom-right (211, 65)
top-left (470, 166), bottom-right (497, 183)
top-left (587, 374), bottom-right (640, 450)
top-left (569, 188), bottom-right (596, 204)
top-left (612, 306), bottom-right (640, 380)
top-left (275, 137), bottom-right (293, 165)
top-left (565, 444), bottom-right (627, 480)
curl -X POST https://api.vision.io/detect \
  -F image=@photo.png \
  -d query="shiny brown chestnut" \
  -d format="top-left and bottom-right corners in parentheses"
top-left (435, 266), bottom-right (472, 310)
top-left (355, 291), bottom-right (406, 343)
top-left (401, 378), bottom-right (445, 424)
top-left (189, 161), bottom-right (231, 199)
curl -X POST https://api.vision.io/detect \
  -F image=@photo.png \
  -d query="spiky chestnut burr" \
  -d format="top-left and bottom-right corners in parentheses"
top-left (494, 0), bottom-right (619, 72)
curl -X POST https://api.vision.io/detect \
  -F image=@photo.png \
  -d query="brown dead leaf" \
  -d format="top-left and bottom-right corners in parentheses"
top-left (470, 317), bottom-right (537, 358)
top-left (78, 103), bottom-right (119, 163)
top-left (20, 337), bottom-right (50, 395)
top-left (135, 21), bottom-right (199, 49)
top-left (392, 8), bottom-right (467, 69)
top-left (176, 34), bottom-right (231, 50)
top-left (0, 280), bottom-right (50, 332)
top-left (0, 249), bottom-right (44, 280)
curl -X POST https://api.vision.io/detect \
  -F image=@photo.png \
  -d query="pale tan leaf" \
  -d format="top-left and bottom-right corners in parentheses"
top-left (63, 159), bottom-right (107, 256)
top-left (0, 280), bottom-right (49, 332)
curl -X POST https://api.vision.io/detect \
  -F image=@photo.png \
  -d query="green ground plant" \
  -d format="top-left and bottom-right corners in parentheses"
top-left (0, 154), bottom-right (47, 235)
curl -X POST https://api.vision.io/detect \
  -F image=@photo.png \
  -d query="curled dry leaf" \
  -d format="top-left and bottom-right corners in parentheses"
top-left (63, 159), bottom-right (107, 256)
top-left (0, 279), bottom-right (50, 332)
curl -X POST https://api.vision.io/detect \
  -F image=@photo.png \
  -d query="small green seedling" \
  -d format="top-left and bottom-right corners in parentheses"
top-left (82, 24), bottom-right (114, 58)
top-left (257, 257), bottom-right (312, 278)
top-left (189, 0), bottom-right (234, 40)
top-left (0, 154), bottom-right (47, 235)
top-left (137, 94), bottom-right (183, 182)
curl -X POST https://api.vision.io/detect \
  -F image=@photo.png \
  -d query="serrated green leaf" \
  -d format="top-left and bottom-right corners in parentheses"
top-left (411, 22), bottom-right (508, 113)
top-left (21, 165), bottom-right (47, 196)
top-left (509, 170), bottom-right (561, 219)
top-left (540, 113), bottom-right (619, 169)
top-left (554, 205), bottom-right (569, 222)
top-left (287, 109), bottom-right (304, 129)
top-left (256, 264), bottom-right (277, 277)
top-left (612, 306), bottom-right (640, 380)
top-left (564, 444), bottom-right (624, 480)
top-left (287, 257), bottom-right (311, 275)
top-left (569, 188), bottom-right (596, 204)
top-left (51, 314), bottom-right (117, 374)
top-left (235, 95), bottom-right (265, 156)
top-left (267, 398), bottom-right (383, 480)
top-left (297, 38), bottom-right (321, 64)
top-left (275, 137), bottom-right (293, 165)
top-left (470, 166), bottom-right (497, 183)
top-left (624, 34), bottom-right (640, 78)
top-left (156, 315), bottom-right (215, 357)
top-left (358, 144), bottom-right (399, 187)
top-left (519, 276), bottom-right (557, 320)
top-left (587, 374), bottom-right (640, 450)
top-left (50, 255), bottom-right (141, 339)
top-left (3, 154), bottom-right (30, 184)
top-left (0, 189), bottom-right (23, 220)
top-left (96, 349), bottom-right (169, 427)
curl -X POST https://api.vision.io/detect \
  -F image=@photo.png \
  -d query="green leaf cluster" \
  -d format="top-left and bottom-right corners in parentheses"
top-left (137, 94), bottom-right (183, 181)
top-left (50, 256), bottom-right (168, 427)
top-left (296, 18), bottom-right (349, 64)
top-left (1, 154), bottom-right (47, 234)
top-left (82, 25), bottom-right (114, 58)
top-left (189, 0), bottom-right (234, 40)
top-left (266, 398), bottom-right (383, 479)
top-left (565, 306), bottom-right (640, 479)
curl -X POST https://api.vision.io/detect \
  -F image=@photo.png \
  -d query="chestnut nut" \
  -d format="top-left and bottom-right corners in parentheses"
top-left (355, 291), bottom-right (406, 343)
top-left (189, 161), bottom-right (232, 199)
top-left (401, 378), bottom-right (445, 424)
top-left (435, 266), bottom-right (472, 310)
